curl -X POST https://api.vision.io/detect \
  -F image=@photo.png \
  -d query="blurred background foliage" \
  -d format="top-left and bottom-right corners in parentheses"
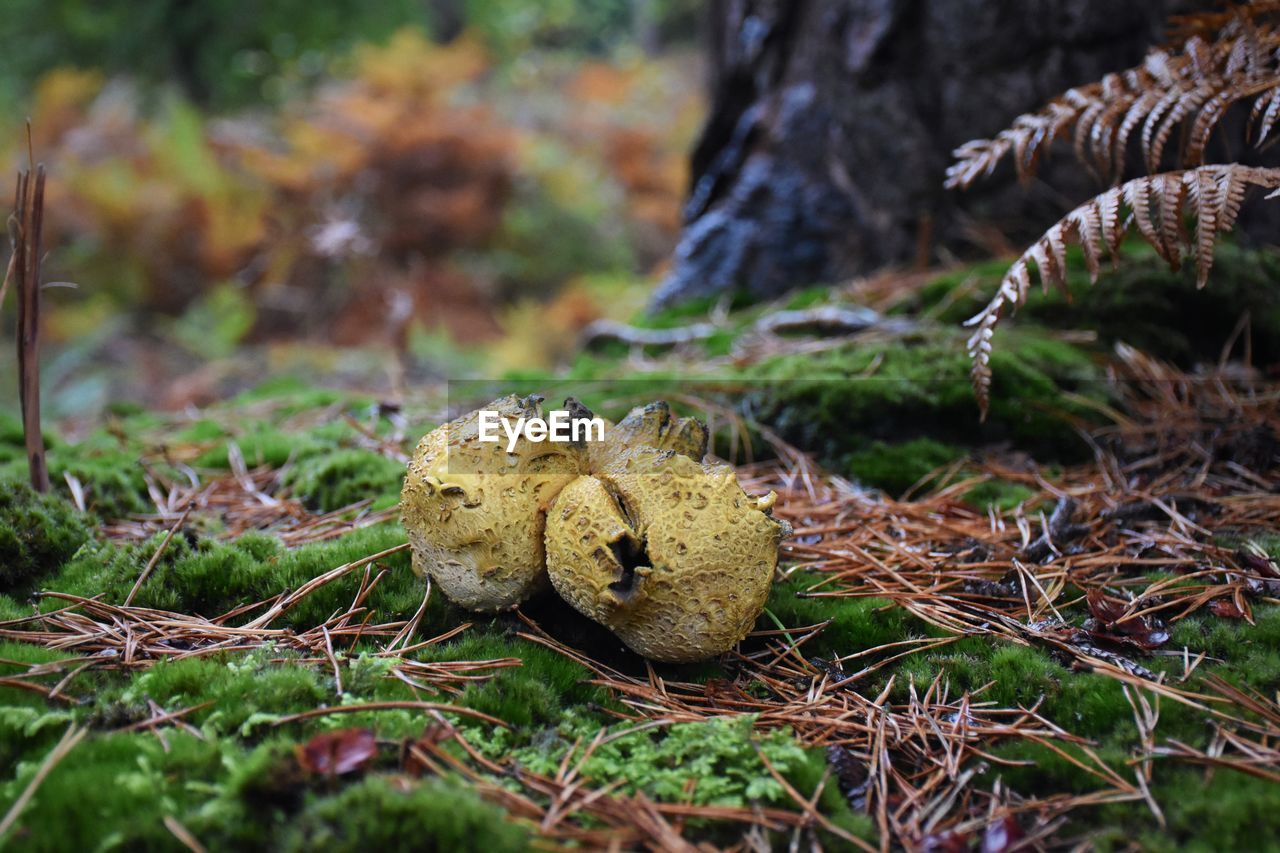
top-left (0, 0), bottom-right (706, 420)
top-left (0, 0), bottom-right (702, 109)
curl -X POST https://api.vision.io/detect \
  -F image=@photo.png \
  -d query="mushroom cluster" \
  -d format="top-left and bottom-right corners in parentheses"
top-left (401, 395), bottom-right (789, 662)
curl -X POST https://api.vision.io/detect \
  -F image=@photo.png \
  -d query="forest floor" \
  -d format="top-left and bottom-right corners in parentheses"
top-left (2, 246), bottom-right (1280, 850)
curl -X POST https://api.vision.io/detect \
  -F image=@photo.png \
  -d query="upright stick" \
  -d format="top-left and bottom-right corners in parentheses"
top-left (14, 163), bottom-right (49, 492)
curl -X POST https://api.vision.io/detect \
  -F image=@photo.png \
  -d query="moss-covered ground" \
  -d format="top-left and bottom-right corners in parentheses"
top-left (2, 248), bottom-right (1279, 849)
top-left (4, 458), bottom-right (1278, 848)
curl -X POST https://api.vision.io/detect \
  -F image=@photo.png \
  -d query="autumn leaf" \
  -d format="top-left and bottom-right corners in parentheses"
top-left (296, 728), bottom-right (377, 777)
top-left (1208, 598), bottom-right (1250, 620)
top-left (1085, 589), bottom-right (1129, 625)
top-left (1084, 589), bottom-right (1170, 651)
top-left (1238, 548), bottom-right (1280, 578)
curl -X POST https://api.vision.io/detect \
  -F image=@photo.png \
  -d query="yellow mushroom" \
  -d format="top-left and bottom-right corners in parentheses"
top-left (544, 446), bottom-right (786, 662)
top-left (400, 394), bottom-right (587, 611)
top-left (587, 400), bottom-right (708, 470)
top-left (401, 394), bottom-right (787, 660)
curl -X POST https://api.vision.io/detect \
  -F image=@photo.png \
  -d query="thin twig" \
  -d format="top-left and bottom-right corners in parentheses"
top-left (0, 723), bottom-right (87, 841)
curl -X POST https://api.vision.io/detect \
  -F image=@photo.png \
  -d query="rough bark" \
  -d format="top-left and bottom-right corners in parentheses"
top-left (652, 0), bottom-right (1220, 310)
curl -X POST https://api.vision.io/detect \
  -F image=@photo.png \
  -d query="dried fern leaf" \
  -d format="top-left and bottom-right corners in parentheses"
top-left (1156, 173), bottom-right (1187, 270)
top-left (946, 7), bottom-right (1280, 190)
top-left (1189, 168), bottom-right (1222, 288)
top-left (1168, 2), bottom-right (1280, 43)
top-left (1123, 177), bottom-right (1160, 255)
top-left (1250, 87), bottom-right (1280, 142)
top-left (1148, 85), bottom-right (1214, 174)
top-left (964, 166), bottom-right (1280, 418)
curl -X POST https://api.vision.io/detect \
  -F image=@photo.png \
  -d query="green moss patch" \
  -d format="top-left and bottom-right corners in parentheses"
top-left (908, 241), bottom-right (1280, 368)
top-left (737, 328), bottom-right (1104, 473)
top-left (0, 483), bottom-right (91, 595)
top-left (283, 449), bottom-right (404, 513)
top-left (277, 775), bottom-right (531, 853)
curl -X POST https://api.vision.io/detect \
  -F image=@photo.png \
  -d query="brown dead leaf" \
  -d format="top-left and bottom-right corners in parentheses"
top-left (297, 728), bottom-right (377, 777)
top-left (1084, 590), bottom-right (1170, 651)
top-left (1239, 549), bottom-right (1280, 578)
top-left (1208, 598), bottom-right (1249, 620)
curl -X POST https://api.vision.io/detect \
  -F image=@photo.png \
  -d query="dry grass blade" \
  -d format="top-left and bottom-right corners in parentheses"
top-left (271, 701), bottom-right (508, 728)
top-left (125, 503), bottom-right (193, 606)
top-left (0, 723), bottom-right (87, 842)
top-left (163, 815), bottom-right (208, 853)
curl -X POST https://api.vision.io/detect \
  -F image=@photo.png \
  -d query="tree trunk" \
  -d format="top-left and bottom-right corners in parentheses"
top-left (651, 0), bottom-right (1213, 310)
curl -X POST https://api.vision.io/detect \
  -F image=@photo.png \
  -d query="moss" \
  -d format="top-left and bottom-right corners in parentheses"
top-left (910, 241), bottom-right (1280, 367)
top-left (0, 482), bottom-right (91, 595)
top-left (278, 775), bottom-right (530, 853)
top-left (103, 400), bottom-right (147, 418)
top-left (843, 438), bottom-right (965, 496)
top-left (494, 713), bottom-right (810, 808)
top-left (1167, 604), bottom-right (1280, 692)
top-left (439, 635), bottom-right (615, 729)
top-left (784, 747), bottom-right (877, 844)
top-left (0, 412), bottom-right (28, 448)
top-left (0, 444), bottom-right (153, 519)
top-left (560, 290), bottom-right (1106, 470)
top-left (1, 659), bottom-right (533, 849)
top-left (230, 377), bottom-right (350, 411)
top-left (761, 573), bottom-right (931, 661)
top-left (1216, 532), bottom-right (1280, 561)
top-left (0, 596), bottom-right (30, 621)
top-left (213, 736), bottom-right (310, 821)
top-left (103, 652), bottom-right (331, 737)
top-left (5, 375), bottom-right (1279, 849)
top-left (0, 641), bottom-right (82, 710)
top-left (1, 730), bottom-right (228, 851)
top-left (783, 286), bottom-right (835, 311)
top-left (637, 292), bottom-right (751, 328)
top-left (736, 327), bottom-right (1104, 469)
top-left (194, 426), bottom-right (324, 469)
top-left (1123, 766), bottom-right (1280, 851)
top-left (890, 635), bottom-right (1138, 741)
top-left (961, 479), bottom-right (1038, 511)
top-left (283, 448), bottom-right (405, 513)
top-left (175, 418), bottom-right (230, 442)
top-left (49, 523), bottom-right (423, 633)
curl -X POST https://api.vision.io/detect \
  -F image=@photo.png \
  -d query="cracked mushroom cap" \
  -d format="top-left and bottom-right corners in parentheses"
top-left (587, 400), bottom-right (708, 471)
top-left (401, 394), bottom-right (587, 611)
top-left (545, 447), bottom-right (786, 662)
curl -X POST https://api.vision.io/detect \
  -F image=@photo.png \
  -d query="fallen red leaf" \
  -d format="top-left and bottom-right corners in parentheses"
top-left (1085, 589), bottom-right (1130, 625)
top-left (1239, 549), bottom-right (1280, 578)
top-left (297, 728), bottom-right (377, 777)
top-left (1208, 598), bottom-right (1248, 620)
top-left (1083, 590), bottom-right (1169, 650)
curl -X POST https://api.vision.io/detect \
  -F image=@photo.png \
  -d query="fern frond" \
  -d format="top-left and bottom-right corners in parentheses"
top-left (964, 165), bottom-right (1280, 418)
top-left (1167, 2), bottom-right (1280, 42)
top-left (946, 7), bottom-right (1280, 190)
